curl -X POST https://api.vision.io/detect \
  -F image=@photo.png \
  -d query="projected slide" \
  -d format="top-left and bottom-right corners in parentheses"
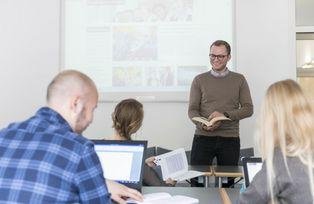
top-left (63, 0), bottom-right (233, 100)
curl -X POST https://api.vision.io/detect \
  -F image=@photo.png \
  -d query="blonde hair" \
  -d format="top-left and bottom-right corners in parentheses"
top-left (257, 79), bottom-right (314, 203)
top-left (112, 98), bottom-right (144, 140)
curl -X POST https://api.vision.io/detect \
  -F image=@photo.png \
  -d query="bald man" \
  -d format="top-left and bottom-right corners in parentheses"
top-left (0, 70), bottom-right (142, 204)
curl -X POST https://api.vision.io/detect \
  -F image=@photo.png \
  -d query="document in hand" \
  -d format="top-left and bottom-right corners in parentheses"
top-left (127, 192), bottom-right (199, 204)
top-left (154, 148), bottom-right (205, 181)
top-left (192, 116), bottom-right (231, 127)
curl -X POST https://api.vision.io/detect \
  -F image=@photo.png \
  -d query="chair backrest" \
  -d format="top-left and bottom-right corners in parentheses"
top-left (145, 146), bottom-right (156, 159)
top-left (156, 147), bottom-right (171, 155)
top-left (239, 147), bottom-right (254, 165)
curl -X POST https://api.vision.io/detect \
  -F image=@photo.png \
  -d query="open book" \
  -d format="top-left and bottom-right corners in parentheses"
top-left (127, 192), bottom-right (199, 204)
top-left (192, 116), bottom-right (231, 127)
top-left (154, 148), bottom-right (205, 181)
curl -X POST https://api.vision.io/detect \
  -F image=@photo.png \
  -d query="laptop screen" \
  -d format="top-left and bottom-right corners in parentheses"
top-left (242, 157), bottom-right (263, 187)
top-left (93, 140), bottom-right (147, 190)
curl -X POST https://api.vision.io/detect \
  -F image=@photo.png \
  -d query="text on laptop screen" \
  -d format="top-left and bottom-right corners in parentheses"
top-left (94, 144), bottom-right (144, 183)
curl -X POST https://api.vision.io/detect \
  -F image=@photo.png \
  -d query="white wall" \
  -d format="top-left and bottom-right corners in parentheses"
top-left (0, 0), bottom-right (296, 152)
top-left (235, 0), bottom-right (296, 153)
top-left (0, 0), bottom-right (60, 124)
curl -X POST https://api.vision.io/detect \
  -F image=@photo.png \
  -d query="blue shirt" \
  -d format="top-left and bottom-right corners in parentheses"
top-left (0, 107), bottom-right (111, 203)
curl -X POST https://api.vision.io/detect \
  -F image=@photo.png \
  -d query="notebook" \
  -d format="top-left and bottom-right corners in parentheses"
top-left (155, 148), bottom-right (204, 181)
top-left (93, 140), bottom-right (147, 191)
top-left (242, 157), bottom-right (263, 187)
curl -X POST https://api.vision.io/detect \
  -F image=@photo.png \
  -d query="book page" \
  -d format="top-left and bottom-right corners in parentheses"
top-left (155, 148), bottom-right (188, 180)
top-left (127, 192), bottom-right (171, 203)
top-left (170, 195), bottom-right (199, 204)
top-left (192, 116), bottom-right (230, 127)
top-left (127, 193), bottom-right (199, 204)
top-left (208, 116), bottom-right (231, 126)
top-left (155, 148), bottom-right (204, 181)
top-left (191, 117), bottom-right (210, 126)
top-left (148, 195), bottom-right (199, 204)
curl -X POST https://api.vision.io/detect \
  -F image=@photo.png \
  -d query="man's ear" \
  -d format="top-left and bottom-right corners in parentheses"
top-left (227, 54), bottom-right (231, 61)
top-left (70, 96), bottom-right (84, 114)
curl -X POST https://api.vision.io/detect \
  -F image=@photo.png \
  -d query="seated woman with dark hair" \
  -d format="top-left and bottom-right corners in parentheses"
top-left (109, 98), bottom-right (175, 186)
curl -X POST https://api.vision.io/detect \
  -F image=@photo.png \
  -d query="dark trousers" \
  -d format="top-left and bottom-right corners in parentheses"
top-left (190, 135), bottom-right (240, 187)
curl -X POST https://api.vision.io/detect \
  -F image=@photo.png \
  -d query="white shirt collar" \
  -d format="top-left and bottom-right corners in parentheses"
top-left (210, 68), bottom-right (229, 77)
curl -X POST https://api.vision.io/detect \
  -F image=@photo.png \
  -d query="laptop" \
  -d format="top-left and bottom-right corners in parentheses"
top-left (92, 140), bottom-right (147, 191)
top-left (242, 157), bottom-right (263, 187)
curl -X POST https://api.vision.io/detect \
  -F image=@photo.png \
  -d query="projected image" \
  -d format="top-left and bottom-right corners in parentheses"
top-left (113, 9), bottom-right (135, 23)
top-left (167, 0), bottom-right (193, 22)
top-left (113, 67), bottom-right (142, 87)
top-left (144, 66), bottom-right (175, 87)
top-left (114, 0), bottom-right (193, 23)
top-left (177, 66), bottom-right (208, 86)
top-left (64, 0), bottom-right (233, 100)
top-left (113, 26), bottom-right (157, 61)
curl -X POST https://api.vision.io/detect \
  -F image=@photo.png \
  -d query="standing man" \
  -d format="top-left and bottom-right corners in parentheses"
top-left (188, 40), bottom-right (253, 186)
top-left (0, 70), bottom-right (142, 203)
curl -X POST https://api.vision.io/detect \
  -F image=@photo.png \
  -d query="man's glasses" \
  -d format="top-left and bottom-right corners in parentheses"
top-left (209, 54), bottom-right (228, 60)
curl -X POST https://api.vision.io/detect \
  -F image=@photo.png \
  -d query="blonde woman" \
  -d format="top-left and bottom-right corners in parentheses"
top-left (110, 98), bottom-right (175, 186)
top-left (239, 79), bottom-right (314, 203)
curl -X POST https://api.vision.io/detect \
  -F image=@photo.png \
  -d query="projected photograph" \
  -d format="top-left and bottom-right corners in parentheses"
top-left (177, 66), bottom-right (208, 86)
top-left (144, 66), bottom-right (175, 87)
top-left (112, 66), bottom-right (142, 87)
top-left (114, 0), bottom-right (193, 23)
top-left (64, 0), bottom-right (233, 100)
top-left (112, 26), bottom-right (157, 61)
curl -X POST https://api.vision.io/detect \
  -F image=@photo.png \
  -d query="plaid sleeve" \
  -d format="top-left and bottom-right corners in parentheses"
top-left (74, 145), bottom-right (111, 204)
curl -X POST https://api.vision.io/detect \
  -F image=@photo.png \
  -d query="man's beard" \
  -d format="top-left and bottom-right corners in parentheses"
top-left (74, 109), bottom-right (87, 134)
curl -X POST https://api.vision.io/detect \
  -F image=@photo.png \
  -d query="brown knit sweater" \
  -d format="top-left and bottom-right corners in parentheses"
top-left (188, 71), bottom-right (253, 137)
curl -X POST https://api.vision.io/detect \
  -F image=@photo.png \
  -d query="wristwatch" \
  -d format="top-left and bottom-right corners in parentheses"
top-left (223, 112), bottom-right (230, 118)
